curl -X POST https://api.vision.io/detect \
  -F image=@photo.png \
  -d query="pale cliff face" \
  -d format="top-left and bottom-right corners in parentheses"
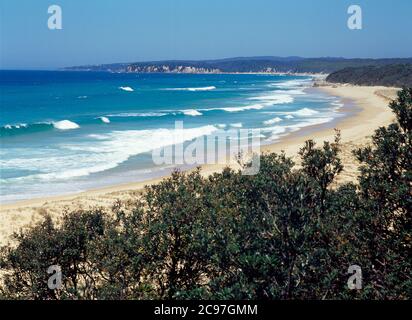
top-left (126, 65), bottom-right (221, 73)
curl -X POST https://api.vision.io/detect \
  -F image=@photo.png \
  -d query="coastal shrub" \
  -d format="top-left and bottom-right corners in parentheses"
top-left (0, 210), bottom-right (108, 299)
top-left (0, 206), bottom-right (153, 300)
top-left (0, 89), bottom-right (410, 300)
top-left (141, 169), bottom-right (215, 299)
top-left (350, 87), bottom-right (411, 299)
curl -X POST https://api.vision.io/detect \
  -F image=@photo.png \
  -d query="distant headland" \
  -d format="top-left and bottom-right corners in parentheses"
top-left (64, 56), bottom-right (412, 76)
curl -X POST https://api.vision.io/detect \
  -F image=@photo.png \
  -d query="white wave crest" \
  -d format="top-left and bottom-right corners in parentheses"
top-left (275, 89), bottom-right (306, 95)
top-left (249, 93), bottom-right (294, 105)
top-left (271, 79), bottom-right (312, 89)
top-left (165, 86), bottom-right (216, 92)
top-left (2, 123), bottom-right (28, 130)
top-left (293, 108), bottom-right (319, 116)
top-left (261, 126), bottom-right (288, 141)
top-left (53, 120), bottom-right (80, 130)
top-left (106, 112), bottom-right (168, 117)
top-left (263, 117), bottom-right (282, 125)
top-left (202, 104), bottom-right (264, 113)
top-left (99, 116), bottom-right (110, 123)
top-left (230, 123), bottom-right (243, 128)
top-left (223, 104), bottom-right (265, 112)
top-left (287, 117), bottom-right (334, 131)
top-left (262, 108), bottom-right (319, 117)
top-left (181, 109), bottom-right (203, 116)
top-left (119, 86), bottom-right (134, 92)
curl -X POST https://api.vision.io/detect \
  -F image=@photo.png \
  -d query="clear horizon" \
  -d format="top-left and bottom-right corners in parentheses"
top-left (1, 0), bottom-right (412, 69)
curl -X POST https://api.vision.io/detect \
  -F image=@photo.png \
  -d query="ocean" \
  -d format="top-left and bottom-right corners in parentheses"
top-left (0, 71), bottom-right (344, 203)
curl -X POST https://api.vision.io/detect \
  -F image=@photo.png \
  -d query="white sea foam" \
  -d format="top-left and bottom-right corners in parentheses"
top-left (119, 86), bottom-right (134, 92)
top-left (230, 123), bottom-right (243, 128)
top-left (165, 86), bottom-right (216, 92)
top-left (331, 101), bottom-right (344, 110)
top-left (249, 93), bottom-right (294, 105)
top-left (275, 89), bottom-right (306, 95)
top-left (260, 115), bottom-right (334, 141)
top-left (261, 108), bottom-right (320, 117)
top-left (287, 117), bottom-right (334, 130)
top-left (3, 125), bottom-right (218, 181)
top-left (216, 124), bottom-right (227, 129)
top-left (110, 103), bottom-right (264, 117)
top-left (99, 116), bottom-right (110, 123)
top-left (2, 123), bottom-right (28, 130)
top-left (53, 120), bottom-right (80, 130)
top-left (293, 108), bottom-right (319, 116)
top-left (271, 79), bottom-right (313, 89)
top-left (87, 134), bottom-right (108, 140)
top-left (222, 104), bottom-right (265, 112)
top-left (106, 112), bottom-right (168, 117)
top-left (262, 126), bottom-right (288, 141)
top-left (263, 117), bottom-right (282, 125)
top-left (181, 109), bottom-right (203, 116)
top-left (202, 104), bottom-right (264, 113)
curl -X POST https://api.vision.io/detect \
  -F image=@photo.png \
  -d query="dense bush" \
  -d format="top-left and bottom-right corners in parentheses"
top-left (326, 64), bottom-right (412, 87)
top-left (0, 89), bottom-right (411, 300)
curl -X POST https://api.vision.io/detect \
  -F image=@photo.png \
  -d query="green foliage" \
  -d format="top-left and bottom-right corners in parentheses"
top-left (326, 64), bottom-right (412, 87)
top-left (350, 88), bottom-right (412, 299)
top-left (0, 89), bottom-right (411, 300)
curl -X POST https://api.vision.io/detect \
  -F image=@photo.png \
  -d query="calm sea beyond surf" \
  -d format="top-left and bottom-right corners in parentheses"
top-left (0, 71), bottom-right (344, 203)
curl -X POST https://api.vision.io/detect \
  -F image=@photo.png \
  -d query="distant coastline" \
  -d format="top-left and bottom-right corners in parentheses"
top-left (62, 69), bottom-right (329, 78)
top-left (64, 56), bottom-right (412, 74)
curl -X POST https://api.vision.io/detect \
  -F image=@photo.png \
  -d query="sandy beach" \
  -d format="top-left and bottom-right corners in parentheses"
top-left (0, 84), bottom-right (399, 246)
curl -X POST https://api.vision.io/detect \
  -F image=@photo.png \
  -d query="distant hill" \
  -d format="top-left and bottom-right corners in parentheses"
top-left (326, 64), bottom-right (412, 87)
top-left (65, 57), bottom-right (412, 74)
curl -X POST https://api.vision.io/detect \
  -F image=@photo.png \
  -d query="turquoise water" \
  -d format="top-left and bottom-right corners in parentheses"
top-left (0, 71), bottom-right (343, 203)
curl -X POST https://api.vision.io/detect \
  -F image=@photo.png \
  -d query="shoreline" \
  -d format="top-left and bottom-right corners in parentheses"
top-left (0, 84), bottom-right (399, 245)
top-left (61, 69), bottom-right (327, 77)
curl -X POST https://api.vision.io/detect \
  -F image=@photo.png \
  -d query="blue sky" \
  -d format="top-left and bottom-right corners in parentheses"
top-left (1, 0), bottom-right (411, 69)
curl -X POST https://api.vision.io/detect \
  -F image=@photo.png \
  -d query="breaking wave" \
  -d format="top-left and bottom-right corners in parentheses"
top-left (263, 117), bottom-right (282, 125)
top-left (53, 120), bottom-right (80, 130)
top-left (119, 86), bottom-right (134, 92)
top-left (181, 109), bottom-right (203, 116)
top-left (1, 120), bottom-right (81, 136)
top-left (2, 125), bottom-right (218, 181)
top-left (98, 116), bottom-right (110, 123)
top-left (164, 86), bottom-right (216, 92)
top-left (106, 112), bottom-right (168, 118)
top-left (293, 108), bottom-right (319, 116)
